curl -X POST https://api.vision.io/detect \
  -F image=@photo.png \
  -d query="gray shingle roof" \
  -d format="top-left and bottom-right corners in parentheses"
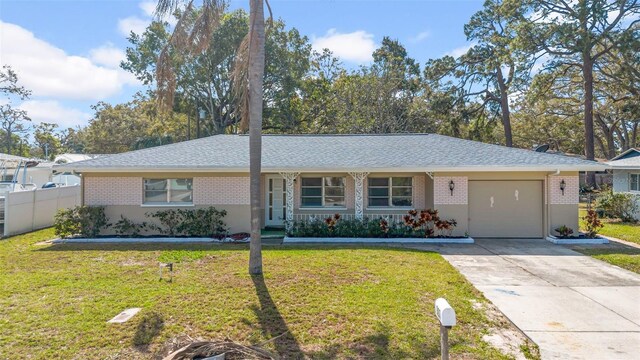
top-left (57, 134), bottom-right (607, 172)
top-left (608, 157), bottom-right (640, 169)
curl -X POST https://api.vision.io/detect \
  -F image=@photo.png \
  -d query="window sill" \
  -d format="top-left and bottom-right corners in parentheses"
top-left (141, 203), bottom-right (195, 208)
top-left (366, 207), bottom-right (413, 211)
top-left (299, 207), bottom-right (348, 211)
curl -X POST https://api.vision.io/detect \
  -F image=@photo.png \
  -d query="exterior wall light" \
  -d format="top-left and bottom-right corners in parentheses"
top-left (449, 180), bottom-right (455, 196)
top-left (560, 179), bottom-right (566, 195)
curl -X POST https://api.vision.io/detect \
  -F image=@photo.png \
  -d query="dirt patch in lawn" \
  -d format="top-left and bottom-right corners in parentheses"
top-left (472, 300), bottom-right (540, 360)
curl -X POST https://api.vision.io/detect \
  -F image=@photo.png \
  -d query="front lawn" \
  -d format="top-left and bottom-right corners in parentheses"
top-left (577, 207), bottom-right (640, 273)
top-left (574, 247), bottom-right (640, 274)
top-left (0, 228), bottom-right (528, 359)
top-left (579, 207), bottom-right (640, 245)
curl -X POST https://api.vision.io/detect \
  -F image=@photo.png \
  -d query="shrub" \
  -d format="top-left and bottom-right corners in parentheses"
top-left (582, 209), bottom-right (603, 238)
top-left (112, 216), bottom-right (148, 237)
top-left (146, 207), bottom-right (228, 237)
top-left (554, 225), bottom-right (574, 238)
top-left (286, 209), bottom-right (458, 238)
top-left (595, 190), bottom-right (639, 222)
top-left (54, 206), bottom-right (109, 238)
top-left (176, 207), bottom-right (228, 236)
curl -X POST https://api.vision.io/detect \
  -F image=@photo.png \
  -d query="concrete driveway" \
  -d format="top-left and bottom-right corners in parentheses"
top-left (410, 239), bottom-right (640, 359)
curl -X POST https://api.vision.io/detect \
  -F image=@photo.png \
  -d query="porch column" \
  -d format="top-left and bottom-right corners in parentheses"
top-left (279, 172), bottom-right (300, 228)
top-left (348, 172), bottom-right (369, 220)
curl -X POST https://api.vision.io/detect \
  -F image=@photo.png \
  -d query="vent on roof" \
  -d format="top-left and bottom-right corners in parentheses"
top-left (534, 144), bottom-right (550, 153)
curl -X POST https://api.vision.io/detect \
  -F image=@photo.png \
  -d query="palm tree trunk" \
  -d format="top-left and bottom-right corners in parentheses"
top-left (248, 0), bottom-right (266, 275)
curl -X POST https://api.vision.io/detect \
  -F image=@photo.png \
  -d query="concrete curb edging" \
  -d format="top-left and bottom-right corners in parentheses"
top-left (283, 236), bottom-right (474, 244)
top-left (51, 237), bottom-right (223, 244)
top-left (545, 235), bottom-right (609, 245)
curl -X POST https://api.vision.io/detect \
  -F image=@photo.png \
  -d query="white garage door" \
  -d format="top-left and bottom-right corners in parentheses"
top-left (468, 180), bottom-right (543, 238)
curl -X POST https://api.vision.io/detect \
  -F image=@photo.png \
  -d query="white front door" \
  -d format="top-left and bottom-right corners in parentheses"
top-left (265, 175), bottom-right (286, 227)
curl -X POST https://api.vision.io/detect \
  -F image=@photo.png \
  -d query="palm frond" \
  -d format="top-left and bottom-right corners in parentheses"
top-left (189, 0), bottom-right (227, 54)
top-left (232, 0), bottom-right (272, 133)
top-left (155, 0), bottom-right (227, 111)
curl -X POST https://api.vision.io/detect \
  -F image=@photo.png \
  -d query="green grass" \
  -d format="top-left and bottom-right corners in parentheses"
top-left (0, 228), bottom-right (528, 359)
top-left (575, 248), bottom-right (640, 274)
top-left (577, 207), bottom-right (640, 273)
top-left (579, 207), bottom-right (640, 245)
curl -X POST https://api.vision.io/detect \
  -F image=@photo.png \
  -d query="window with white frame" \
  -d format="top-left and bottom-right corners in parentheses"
top-left (630, 174), bottom-right (640, 191)
top-left (368, 177), bottom-right (412, 207)
top-left (143, 179), bottom-right (193, 204)
top-left (300, 177), bottom-right (345, 207)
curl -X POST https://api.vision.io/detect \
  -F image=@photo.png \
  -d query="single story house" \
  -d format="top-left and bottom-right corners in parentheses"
top-left (57, 134), bottom-right (607, 238)
top-left (608, 148), bottom-right (640, 220)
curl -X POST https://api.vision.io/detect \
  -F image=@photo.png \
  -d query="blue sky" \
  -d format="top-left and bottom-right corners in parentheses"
top-left (0, 0), bottom-right (482, 130)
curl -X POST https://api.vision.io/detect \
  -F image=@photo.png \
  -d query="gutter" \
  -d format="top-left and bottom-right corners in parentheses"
top-left (59, 164), bottom-right (610, 174)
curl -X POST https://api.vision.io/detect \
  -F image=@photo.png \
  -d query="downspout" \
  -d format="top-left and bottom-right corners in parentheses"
top-left (76, 171), bottom-right (84, 206)
top-left (545, 169), bottom-right (561, 238)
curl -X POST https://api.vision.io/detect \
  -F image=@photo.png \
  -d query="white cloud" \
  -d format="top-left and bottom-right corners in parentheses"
top-left (0, 21), bottom-right (139, 100)
top-left (89, 43), bottom-right (126, 69)
top-left (140, 0), bottom-right (157, 17)
top-left (409, 31), bottom-right (430, 43)
top-left (118, 1), bottom-right (177, 37)
top-left (312, 29), bottom-right (377, 63)
top-left (117, 16), bottom-right (150, 37)
top-left (444, 43), bottom-right (476, 58)
top-left (17, 100), bottom-right (92, 129)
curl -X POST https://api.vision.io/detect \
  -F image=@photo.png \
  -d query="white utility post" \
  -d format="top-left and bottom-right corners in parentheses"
top-left (435, 298), bottom-right (456, 360)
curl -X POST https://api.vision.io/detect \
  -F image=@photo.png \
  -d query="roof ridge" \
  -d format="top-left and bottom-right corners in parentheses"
top-left (430, 133), bottom-right (600, 162)
top-left (237, 133), bottom-right (433, 137)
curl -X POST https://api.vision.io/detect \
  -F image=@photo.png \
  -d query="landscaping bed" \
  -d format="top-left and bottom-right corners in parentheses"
top-left (284, 236), bottom-right (474, 244)
top-left (545, 234), bottom-right (608, 245)
top-left (0, 228), bottom-right (535, 359)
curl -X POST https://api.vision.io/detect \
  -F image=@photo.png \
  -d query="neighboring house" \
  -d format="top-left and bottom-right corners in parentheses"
top-left (57, 134), bottom-right (606, 238)
top-left (538, 149), bottom-right (611, 188)
top-left (608, 148), bottom-right (640, 220)
top-left (0, 153), bottom-right (52, 188)
top-left (53, 154), bottom-right (104, 186)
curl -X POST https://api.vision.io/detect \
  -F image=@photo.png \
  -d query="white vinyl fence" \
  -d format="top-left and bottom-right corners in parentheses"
top-left (2, 185), bottom-right (81, 237)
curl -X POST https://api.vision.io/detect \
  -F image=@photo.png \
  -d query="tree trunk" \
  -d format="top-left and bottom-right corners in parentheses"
top-left (248, 0), bottom-right (265, 275)
top-left (496, 67), bottom-right (513, 147)
top-left (6, 129), bottom-right (11, 155)
top-left (582, 55), bottom-right (596, 187)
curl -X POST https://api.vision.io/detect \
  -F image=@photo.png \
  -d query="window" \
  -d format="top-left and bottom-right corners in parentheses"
top-left (301, 177), bottom-right (345, 207)
top-left (631, 174), bottom-right (640, 192)
top-left (143, 179), bottom-right (193, 204)
top-left (368, 177), bottom-right (412, 207)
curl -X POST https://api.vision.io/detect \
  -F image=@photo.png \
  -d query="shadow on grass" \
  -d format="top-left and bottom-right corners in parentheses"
top-left (251, 274), bottom-right (303, 359)
top-left (307, 323), bottom-right (441, 359)
top-left (570, 240), bottom-right (640, 255)
top-left (133, 312), bottom-right (164, 347)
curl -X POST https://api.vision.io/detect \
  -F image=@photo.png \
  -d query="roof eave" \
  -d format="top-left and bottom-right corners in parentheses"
top-left (61, 164), bottom-right (610, 173)
top-left (57, 166), bottom-right (250, 173)
top-left (608, 165), bottom-right (640, 170)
